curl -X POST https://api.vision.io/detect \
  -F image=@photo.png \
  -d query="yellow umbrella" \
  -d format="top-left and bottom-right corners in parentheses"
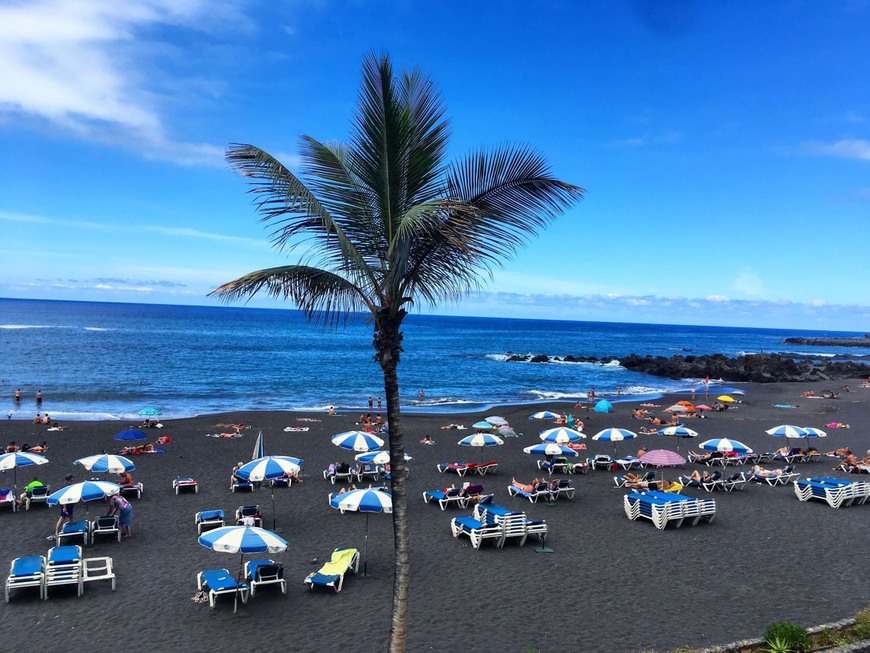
top-left (717, 395), bottom-right (734, 403)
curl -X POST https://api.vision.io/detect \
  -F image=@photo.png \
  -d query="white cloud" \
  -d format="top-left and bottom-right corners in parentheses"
top-left (0, 0), bottom-right (245, 164)
top-left (732, 271), bottom-right (764, 296)
top-left (803, 139), bottom-right (870, 161)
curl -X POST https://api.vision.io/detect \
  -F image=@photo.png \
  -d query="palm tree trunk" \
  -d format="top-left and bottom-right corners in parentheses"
top-left (375, 310), bottom-right (409, 653)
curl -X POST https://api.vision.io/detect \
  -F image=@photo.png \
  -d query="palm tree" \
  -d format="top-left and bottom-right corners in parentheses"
top-left (210, 52), bottom-right (583, 652)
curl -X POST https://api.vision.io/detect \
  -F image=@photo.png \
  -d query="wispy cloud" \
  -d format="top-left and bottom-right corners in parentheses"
top-left (803, 139), bottom-right (870, 161)
top-left (0, 0), bottom-right (248, 164)
top-left (1, 210), bottom-right (267, 247)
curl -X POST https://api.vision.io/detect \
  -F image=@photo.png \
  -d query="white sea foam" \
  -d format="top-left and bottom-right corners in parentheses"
top-left (0, 324), bottom-right (51, 329)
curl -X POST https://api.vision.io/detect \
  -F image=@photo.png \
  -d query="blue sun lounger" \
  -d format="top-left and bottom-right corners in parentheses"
top-left (794, 477), bottom-right (870, 508)
top-left (197, 568), bottom-right (248, 608)
top-left (5, 555), bottom-right (45, 602)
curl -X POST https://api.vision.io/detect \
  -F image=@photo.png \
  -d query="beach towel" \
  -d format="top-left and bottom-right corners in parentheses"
top-left (283, 427), bottom-right (310, 432)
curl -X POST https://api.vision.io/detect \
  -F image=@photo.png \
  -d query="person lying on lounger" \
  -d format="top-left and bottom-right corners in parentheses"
top-left (511, 477), bottom-right (542, 493)
top-left (751, 465), bottom-right (783, 478)
top-left (689, 470), bottom-right (713, 483)
top-left (624, 478), bottom-right (680, 491)
top-left (688, 450), bottom-right (715, 463)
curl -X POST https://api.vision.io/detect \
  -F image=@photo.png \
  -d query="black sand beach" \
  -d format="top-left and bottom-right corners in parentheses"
top-left (1, 380), bottom-right (867, 652)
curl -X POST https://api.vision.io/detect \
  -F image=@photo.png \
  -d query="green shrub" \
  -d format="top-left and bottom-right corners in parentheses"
top-left (763, 622), bottom-right (811, 653)
top-left (853, 608), bottom-right (870, 639)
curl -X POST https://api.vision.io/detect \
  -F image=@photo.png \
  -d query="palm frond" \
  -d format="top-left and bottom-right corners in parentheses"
top-left (209, 265), bottom-right (368, 326)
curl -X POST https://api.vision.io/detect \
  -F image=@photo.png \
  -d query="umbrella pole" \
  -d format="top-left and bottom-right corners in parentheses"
top-left (362, 512), bottom-right (370, 577)
top-left (234, 552), bottom-right (244, 614)
top-left (271, 483), bottom-right (277, 532)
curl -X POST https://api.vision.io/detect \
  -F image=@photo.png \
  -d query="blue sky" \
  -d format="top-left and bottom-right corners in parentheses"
top-left (1, 0), bottom-right (869, 331)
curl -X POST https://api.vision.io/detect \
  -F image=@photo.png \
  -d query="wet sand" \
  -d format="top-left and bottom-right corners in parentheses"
top-left (0, 379), bottom-right (867, 652)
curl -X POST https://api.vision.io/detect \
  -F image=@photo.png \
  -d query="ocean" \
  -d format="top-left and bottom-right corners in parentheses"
top-left (1, 298), bottom-right (865, 421)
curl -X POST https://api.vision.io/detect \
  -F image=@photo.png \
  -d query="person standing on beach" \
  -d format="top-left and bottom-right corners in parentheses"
top-left (368, 396), bottom-right (374, 410)
top-left (377, 397), bottom-right (382, 411)
top-left (53, 474), bottom-right (75, 539)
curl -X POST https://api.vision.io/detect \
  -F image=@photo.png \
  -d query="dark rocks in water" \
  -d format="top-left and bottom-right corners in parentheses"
top-left (617, 353), bottom-right (867, 383)
top-left (784, 336), bottom-right (870, 348)
top-left (503, 351), bottom-right (868, 382)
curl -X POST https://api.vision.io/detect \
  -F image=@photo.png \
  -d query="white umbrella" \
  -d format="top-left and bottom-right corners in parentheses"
top-left (539, 427), bottom-right (585, 444)
top-left (354, 451), bottom-right (412, 465)
top-left (485, 416), bottom-right (508, 426)
top-left (331, 431), bottom-right (385, 452)
top-left (74, 454), bottom-right (135, 475)
top-left (530, 411), bottom-right (561, 420)
top-left (198, 525), bottom-right (288, 612)
top-left (0, 451), bottom-right (49, 495)
top-left (235, 456), bottom-right (303, 530)
top-left (46, 481), bottom-right (121, 513)
top-left (329, 487), bottom-right (392, 576)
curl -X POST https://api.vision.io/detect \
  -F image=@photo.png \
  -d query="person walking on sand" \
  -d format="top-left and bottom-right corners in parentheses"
top-left (52, 474), bottom-right (75, 539)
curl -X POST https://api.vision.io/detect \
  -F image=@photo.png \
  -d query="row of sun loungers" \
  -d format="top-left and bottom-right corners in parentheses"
top-left (624, 491), bottom-right (716, 530)
top-left (196, 548), bottom-right (359, 608)
top-left (450, 500), bottom-right (548, 549)
top-left (5, 546), bottom-right (115, 602)
top-left (676, 472), bottom-right (750, 492)
top-left (436, 461), bottom-right (499, 476)
top-left (195, 505), bottom-right (266, 533)
top-left (507, 480), bottom-right (574, 502)
top-left (537, 458), bottom-right (589, 475)
top-left (793, 477), bottom-right (870, 508)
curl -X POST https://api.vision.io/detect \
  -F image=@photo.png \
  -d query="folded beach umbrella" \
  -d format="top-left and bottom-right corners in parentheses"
top-left (74, 454), bottom-right (135, 474)
top-left (198, 525), bottom-right (288, 612)
top-left (530, 411), bottom-right (561, 420)
top-left (329, 487), bottom-right (392, 577)
top-left (47, 480), bottom-right (121, 505)
top-left (331, 431), bottom-right (385, 452)
top-left (355, 451), bottom-right (412, 465)
top-left (657, 426), bottom-right (699, 438)
top-left (113, 429), bottom-right (148, 441)
top-left (765, 425), bottom-right (808, 438)
top-left (523, 443), bottom-right (579, 458)
top-left (485, 416), bottom-right (508, 426)
top-left (539, 427), bottom-right (585, 444)
top-left (699, 438), bottom-right (752, 454)
top-left (0, 451), bottom-right (49, 495)
top-left (594, 400), bottom-right (614, 413)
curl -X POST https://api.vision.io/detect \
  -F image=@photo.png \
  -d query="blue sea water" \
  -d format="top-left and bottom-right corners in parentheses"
top-left (1, 298), bottom-right (866, 421)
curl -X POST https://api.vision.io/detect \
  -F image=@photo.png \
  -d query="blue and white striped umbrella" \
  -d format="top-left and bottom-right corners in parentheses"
top-left (699, 438), bottom-right (753, 454)
top-left (539, 427), bottom-right (585, 444)
top-left (198, 525), bottom-right (288, 554)
top-left (46, 480), bottom-right (121, 505)
top-left (457, 433), bottom-right (504, 448)
top-left (331, 431), bottom-right (385, 452)
top-left (801, 427), bottom-right (827, 438)
top-left (592, 428), bottom-right (638, 442)
top-left (523, 443), bottom-right (579, 457)
top-left (355, 451), bottom-right (412, 465)
top-left (329, 487), bottom-right (392, 577)
top-left (235, 456), bottom-right (302, 482)
top-left (657, 426), bottom-right (699, 438)
top-left (529, 411), bottom-right (561, 420)
top-left (0, 451), bottom-right (49, 494)
top-left (329, 487), bottom-right (393, 514)
top-left (766, 425), bottom-right (808, 438)
top-left (74, 454), bottom-right (135, 474)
